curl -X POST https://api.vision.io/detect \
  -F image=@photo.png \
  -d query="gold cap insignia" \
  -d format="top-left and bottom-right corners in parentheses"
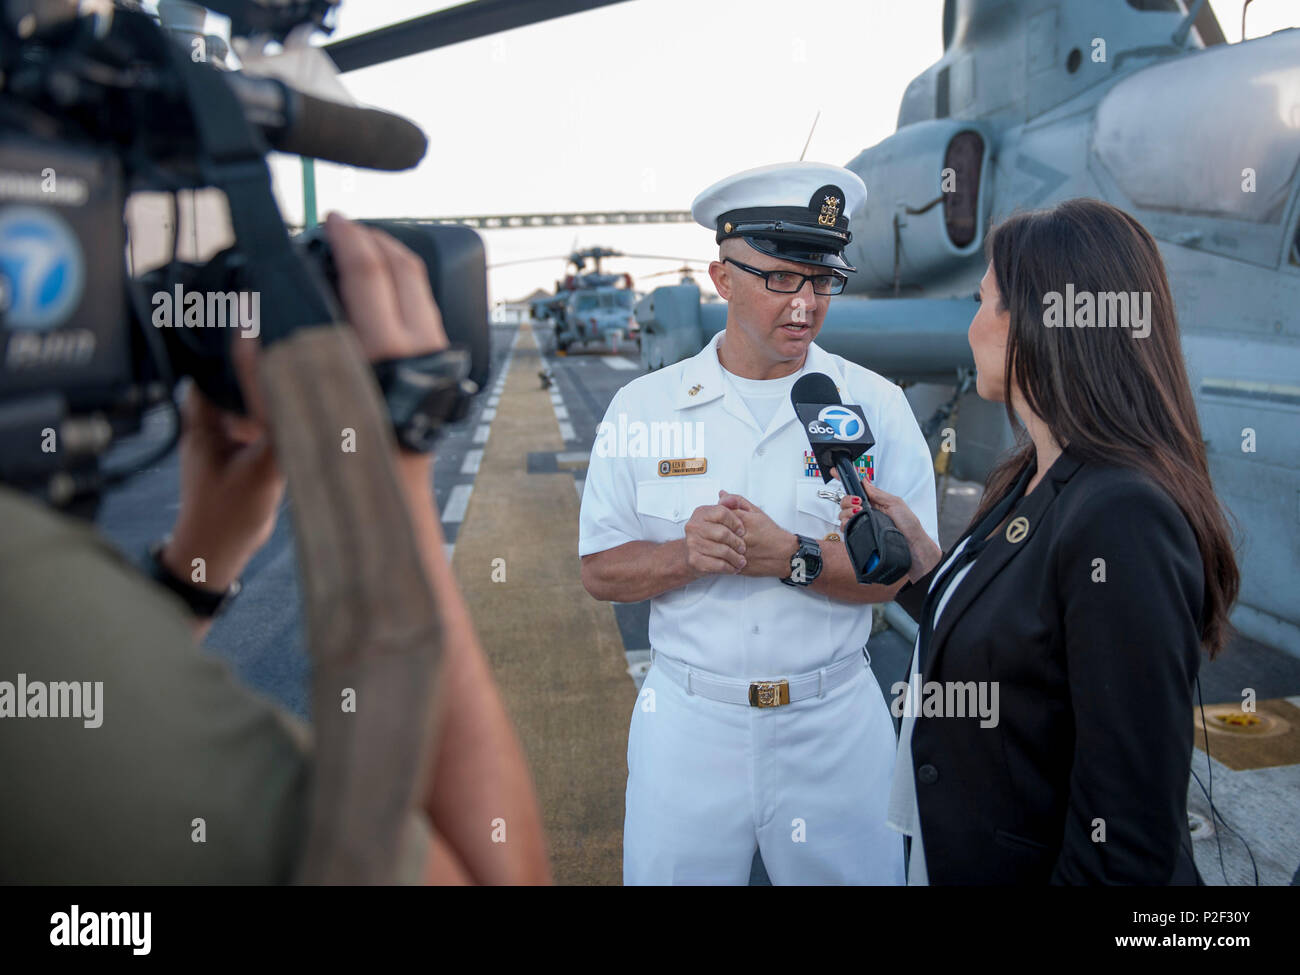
top-left (818, 195), bottom-right (841, 227)
top-left (723, 222), bottom-right (733, 234)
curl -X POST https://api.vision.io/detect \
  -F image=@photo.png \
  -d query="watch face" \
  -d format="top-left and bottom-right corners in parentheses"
top-left (790, 537), bottom-right (822, 585)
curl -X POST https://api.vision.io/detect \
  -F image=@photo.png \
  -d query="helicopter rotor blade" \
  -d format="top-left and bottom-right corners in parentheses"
top-left (488, 252), bottom-right (711, 270)
top-left (616, 254), bottom-right (711, 264)
top-left (487, 255), bottom-right (578, 269)
top-left (326, 0), bottom-right (637, 73)
top-left (642, 266), bottom-right (699, 279)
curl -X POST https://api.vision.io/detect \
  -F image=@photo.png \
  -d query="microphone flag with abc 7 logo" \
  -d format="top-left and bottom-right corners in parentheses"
top-left (791, 373), bottom-right (875, 482)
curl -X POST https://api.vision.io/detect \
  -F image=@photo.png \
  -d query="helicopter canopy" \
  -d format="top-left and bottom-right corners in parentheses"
top-left (574, 291), bottom-right (634, 311)
top-left (1094, 30), bottom-right (1300, 225)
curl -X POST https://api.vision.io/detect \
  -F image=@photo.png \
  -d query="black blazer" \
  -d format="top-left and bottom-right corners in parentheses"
top-left (895, 446), bottom-right (1204, 885)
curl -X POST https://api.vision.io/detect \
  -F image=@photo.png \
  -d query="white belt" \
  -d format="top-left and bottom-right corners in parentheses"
top-left (648, 647), bottom-right (867, 708)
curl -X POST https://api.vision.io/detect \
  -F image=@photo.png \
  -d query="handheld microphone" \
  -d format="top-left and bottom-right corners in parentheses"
top-left (791, 372), bottom-right (911, 585)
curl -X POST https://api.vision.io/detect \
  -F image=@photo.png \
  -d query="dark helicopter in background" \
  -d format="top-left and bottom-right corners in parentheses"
top-left (635, 0), bottom-right (1300, 656)
top-left (526, 248), bottom-right (639, 354)
top-left (492, 246), bottom-right (707, 355)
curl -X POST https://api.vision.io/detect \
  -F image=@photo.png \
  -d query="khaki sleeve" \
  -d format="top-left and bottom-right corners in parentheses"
top-left (0, 489), bottom-right (311, 883)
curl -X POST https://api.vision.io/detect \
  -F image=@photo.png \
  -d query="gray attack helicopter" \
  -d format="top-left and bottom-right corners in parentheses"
top-left (633, 0), bottom-right (1300, 656)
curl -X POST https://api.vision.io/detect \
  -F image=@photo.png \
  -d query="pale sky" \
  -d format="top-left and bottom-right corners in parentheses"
top-left (197, 0), bottom-right (1300, 303)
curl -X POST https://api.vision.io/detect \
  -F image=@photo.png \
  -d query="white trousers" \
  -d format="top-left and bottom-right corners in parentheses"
top-left (623, 654), bottom-right (905, 885)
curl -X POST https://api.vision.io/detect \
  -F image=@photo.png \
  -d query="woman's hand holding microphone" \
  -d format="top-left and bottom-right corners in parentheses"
top-left (835, 477), bottom-right (944, 585)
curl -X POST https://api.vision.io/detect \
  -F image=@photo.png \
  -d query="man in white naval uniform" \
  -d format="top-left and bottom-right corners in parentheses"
top-left (579, 162), bottom-right (939, 885)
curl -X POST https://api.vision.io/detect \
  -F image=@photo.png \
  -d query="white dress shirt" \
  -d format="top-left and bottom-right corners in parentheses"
top-left (579, 329), bottom-right (939, 679)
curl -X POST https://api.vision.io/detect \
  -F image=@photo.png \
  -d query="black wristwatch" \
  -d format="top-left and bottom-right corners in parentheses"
top-left (145, 539), bottom-right (242, 619)
top-left (781, 534), bottom-right (823, 587)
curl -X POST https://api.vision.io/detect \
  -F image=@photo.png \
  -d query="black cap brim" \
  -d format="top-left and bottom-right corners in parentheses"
top-left (742, 236), bottom-right (856, 273)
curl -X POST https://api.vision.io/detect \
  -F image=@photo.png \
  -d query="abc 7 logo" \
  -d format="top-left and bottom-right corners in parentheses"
top-left (0, 207), bottom-right (85, 330)
top-left (807, 406), bottom-right (863, 441)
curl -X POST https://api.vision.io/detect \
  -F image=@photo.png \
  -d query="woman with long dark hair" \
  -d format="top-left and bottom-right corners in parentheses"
top-left (837, 198), bottom-right (1239, 884)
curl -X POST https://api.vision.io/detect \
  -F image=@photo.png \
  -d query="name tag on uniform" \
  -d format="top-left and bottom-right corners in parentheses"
top-left (658, 458), bottom-right (708, 477)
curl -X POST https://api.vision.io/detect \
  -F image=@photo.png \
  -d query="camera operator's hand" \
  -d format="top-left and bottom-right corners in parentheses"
top-left (161, 213), bottom-right (452, 613)
top-left (162, 335), bottom-right (285, 601)
top-left (326, 212), bottom-right (450, 359)
top-left (324, 211), bottom-right (449, 500)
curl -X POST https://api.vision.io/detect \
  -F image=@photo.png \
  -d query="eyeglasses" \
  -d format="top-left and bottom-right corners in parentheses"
top-left (724, 257), bottom-right (847, 296)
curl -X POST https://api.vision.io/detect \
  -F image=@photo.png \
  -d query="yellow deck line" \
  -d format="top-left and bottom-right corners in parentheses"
top-left (451, 323), bottom-right (633, 885)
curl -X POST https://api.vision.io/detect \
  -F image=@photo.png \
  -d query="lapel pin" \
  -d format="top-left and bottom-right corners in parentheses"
top-left (1006, 516), bottom-right (1030, 544)
top-left (689, 384), bottom-right (702, 396)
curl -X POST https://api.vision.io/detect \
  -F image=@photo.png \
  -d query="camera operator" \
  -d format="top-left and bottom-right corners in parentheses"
top-left (0, 213), bottom-right (550, 884)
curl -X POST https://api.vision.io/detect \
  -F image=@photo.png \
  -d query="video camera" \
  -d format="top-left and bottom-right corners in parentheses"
top-left (0, 0), bottom-right (490, 510)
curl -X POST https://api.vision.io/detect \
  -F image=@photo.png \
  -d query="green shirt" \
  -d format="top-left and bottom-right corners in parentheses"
top-left (0, 486), bottom-right (426, 883)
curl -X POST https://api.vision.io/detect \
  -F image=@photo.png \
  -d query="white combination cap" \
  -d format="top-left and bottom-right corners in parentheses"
top-left (691, 161), bottom-right (868, 271)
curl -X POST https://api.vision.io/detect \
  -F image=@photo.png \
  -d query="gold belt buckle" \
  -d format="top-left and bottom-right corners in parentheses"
top-left (748, 679), bottom-right (790, 708)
